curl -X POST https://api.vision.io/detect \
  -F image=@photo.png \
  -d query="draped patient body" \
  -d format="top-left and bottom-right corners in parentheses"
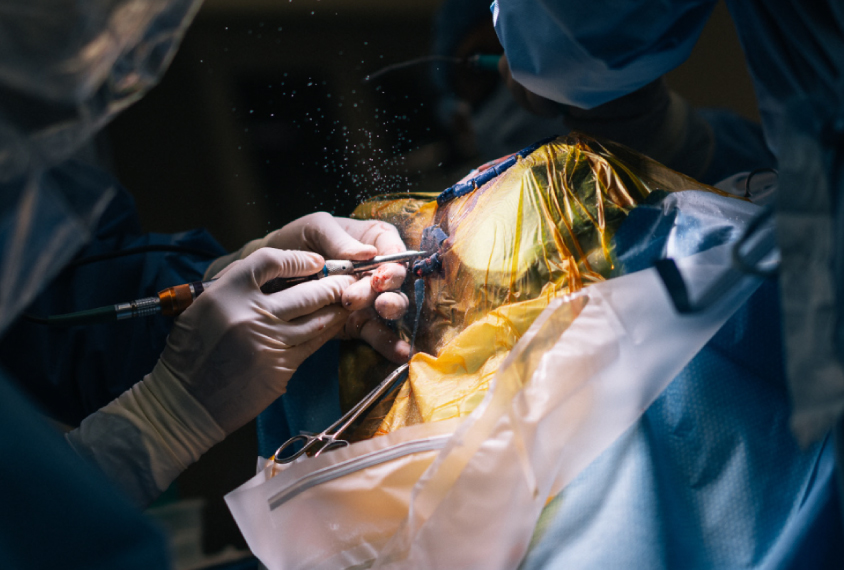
top-left (338, 133), bottom-right (725, 437)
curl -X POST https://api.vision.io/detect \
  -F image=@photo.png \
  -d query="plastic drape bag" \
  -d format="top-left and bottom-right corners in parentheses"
top-left (0, 0), bottom-right (202, 178)
top-left (226, 237), bottom-right (763, 570)
top-left (775, 94), bottom-right (844, 445)
top-left (0, 0), bottom-right (201, 335)
top-left (227, 135), bottom-right (760, 568)
top-left (341, 134), bottom-right (720, 437)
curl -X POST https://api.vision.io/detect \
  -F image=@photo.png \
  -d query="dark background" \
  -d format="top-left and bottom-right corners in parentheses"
top-left (103, 0), bottom-right (760, 556)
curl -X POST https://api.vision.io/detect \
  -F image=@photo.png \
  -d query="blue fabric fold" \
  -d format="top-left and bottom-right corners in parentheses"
top-left (520, 192), bottom-right (842, 569)
top-left (0, 161), bottom-right (226, 425)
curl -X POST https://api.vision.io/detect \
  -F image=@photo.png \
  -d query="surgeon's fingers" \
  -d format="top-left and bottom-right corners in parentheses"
top-left (211, 258), bottom-right (241, 280)
top-left (370, 262), bottom-right (407, 292)
top-left (345, 308), bottom-right (410, 363)
top-left (374, 291), bottom-right (409, 321)
top-left (343, 263), bottom-right (408, 311)
top-left (268, 275), bottom-right (356, 321)
top-left (205, 251), bottom-right (242, 279)
top-left (335, 218), bottom-right (406, 256)
top-left (265, 212), bottom-right (378, 261)
top-left (342, 276), bottom-right (378, 311)
top-left (224, 248), bottom-right (325, 291)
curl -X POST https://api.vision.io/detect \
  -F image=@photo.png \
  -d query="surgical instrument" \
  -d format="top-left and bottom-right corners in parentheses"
top-left (25, 250), bottom-right (427, 326)
top-left (260, 250), bottom-right (426, 293)
top-left (268, 363), bottom-right (410, 466)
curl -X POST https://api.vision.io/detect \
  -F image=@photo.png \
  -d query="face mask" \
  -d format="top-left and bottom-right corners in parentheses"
top-left (470, 82), bottom-right (564, 161)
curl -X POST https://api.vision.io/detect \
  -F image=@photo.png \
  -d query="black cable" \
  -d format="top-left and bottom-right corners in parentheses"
top-left (23, 245), bottom-right (221, 326)
top-left (22, 306), bottom-right (117, 327)
top-left (363, 55), bottom-right (461, 84)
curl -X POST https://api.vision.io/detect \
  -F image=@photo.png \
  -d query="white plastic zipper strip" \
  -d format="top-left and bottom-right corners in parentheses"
top-left (268, 435), bottom-right (451, 510)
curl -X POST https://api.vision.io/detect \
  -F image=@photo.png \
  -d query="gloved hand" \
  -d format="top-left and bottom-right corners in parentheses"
top-left (206, 212), bottom-right (411, 363)
top-left (68, 248), bottom-right (353, 506)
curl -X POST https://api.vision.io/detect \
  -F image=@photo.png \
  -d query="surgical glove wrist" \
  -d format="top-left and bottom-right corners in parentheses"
top-left (66, 363), bottom-right (226, 507)
top-left (68, 248), bottom-right (353, 506)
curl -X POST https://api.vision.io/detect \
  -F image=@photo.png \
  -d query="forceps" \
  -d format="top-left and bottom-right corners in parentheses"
top-left (269, 363), bottom-right (410, 465)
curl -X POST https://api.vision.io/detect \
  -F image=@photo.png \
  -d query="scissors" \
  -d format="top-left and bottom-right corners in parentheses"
top-left (269, 362), bottom-right (410, 465)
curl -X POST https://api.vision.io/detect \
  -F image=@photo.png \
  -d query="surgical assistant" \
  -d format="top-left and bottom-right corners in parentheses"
top-left (488, 1), bottom-right (844, 567)
top-left (493, 0), bottom-right (844, 451)
top-left (0, 0), bottom-right (411, 567)
top-left (431, 0), bottom-right (775, 185)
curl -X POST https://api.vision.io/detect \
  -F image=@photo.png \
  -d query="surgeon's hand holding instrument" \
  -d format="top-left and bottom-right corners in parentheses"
top-left (67, 249), bottom-right (356, 506)
top-left (25, 250), bottom-right (425, 326)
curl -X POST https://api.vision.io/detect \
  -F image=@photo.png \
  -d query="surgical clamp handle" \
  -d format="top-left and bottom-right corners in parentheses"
top-left (655, 206), bottom-right (777, 314)
top-left (271, 363), bottom-right (410, 464)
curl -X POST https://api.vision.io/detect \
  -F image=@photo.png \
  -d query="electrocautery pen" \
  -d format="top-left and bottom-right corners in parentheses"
top-left (26, 251), bottom-right (426, 326)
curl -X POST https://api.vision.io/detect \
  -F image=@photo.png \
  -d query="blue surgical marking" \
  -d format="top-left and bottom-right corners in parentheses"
top-left (436, 135), bottom-right (558, 206)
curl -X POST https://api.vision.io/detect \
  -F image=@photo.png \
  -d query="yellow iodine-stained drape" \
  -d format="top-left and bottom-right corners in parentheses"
top-left (345, 133), bottom-right (719, 437)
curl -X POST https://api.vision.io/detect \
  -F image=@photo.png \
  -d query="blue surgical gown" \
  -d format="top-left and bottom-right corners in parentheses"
top-left (518, 192), bottom-right (843, 569)
top-left (0, 161), bottom-right (226, 426)
top-left (493, 0), bottom-right (844, 154)
top-left (0, 368), bottom-right (171, 568)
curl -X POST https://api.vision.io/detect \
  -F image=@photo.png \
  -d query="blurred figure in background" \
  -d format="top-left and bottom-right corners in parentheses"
top-left (432, 0), bottom-right (775, 186)
top-left (493, 0), bottom-right (844, 451)
top-left (0, 1), bottom-right (409, 567)
top-left (431, 0), bottom-right (566, 164)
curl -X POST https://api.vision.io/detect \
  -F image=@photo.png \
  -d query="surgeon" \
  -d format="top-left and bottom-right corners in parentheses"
top-left (490, 0), bottom-right (844, 567)
top-left (496, 8), bottom-right (783, 185)
top-left (492, 0), bottom-right (844, 452)
top-left (0, 0), bottom-right (409, 566)
top-left (434, 0), bottom-right (774, 186)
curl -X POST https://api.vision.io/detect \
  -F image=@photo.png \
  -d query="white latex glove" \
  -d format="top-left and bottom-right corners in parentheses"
top-left (206, 212), bottom-right (410, 363)
top-left (68, 248), bottom-right (352, 506)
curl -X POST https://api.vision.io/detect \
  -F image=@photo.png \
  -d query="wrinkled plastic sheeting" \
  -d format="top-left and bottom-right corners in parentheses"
top-left (0, 0), bottom-right (201, 335)
top-left (226, 420), bottom-right (461, 570)
top-left (775, 95), bottom-right (844, 446)
top-left (372, 244), bottom-right (762, 570)
top-left (0, 0), bottom-right (202, 180)
top-left (226, 239), bottom-right (763, 570)
top-left (0, 168), bottom-right (114, 335)
top-left (346, 135), bottom-right (722, 435)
